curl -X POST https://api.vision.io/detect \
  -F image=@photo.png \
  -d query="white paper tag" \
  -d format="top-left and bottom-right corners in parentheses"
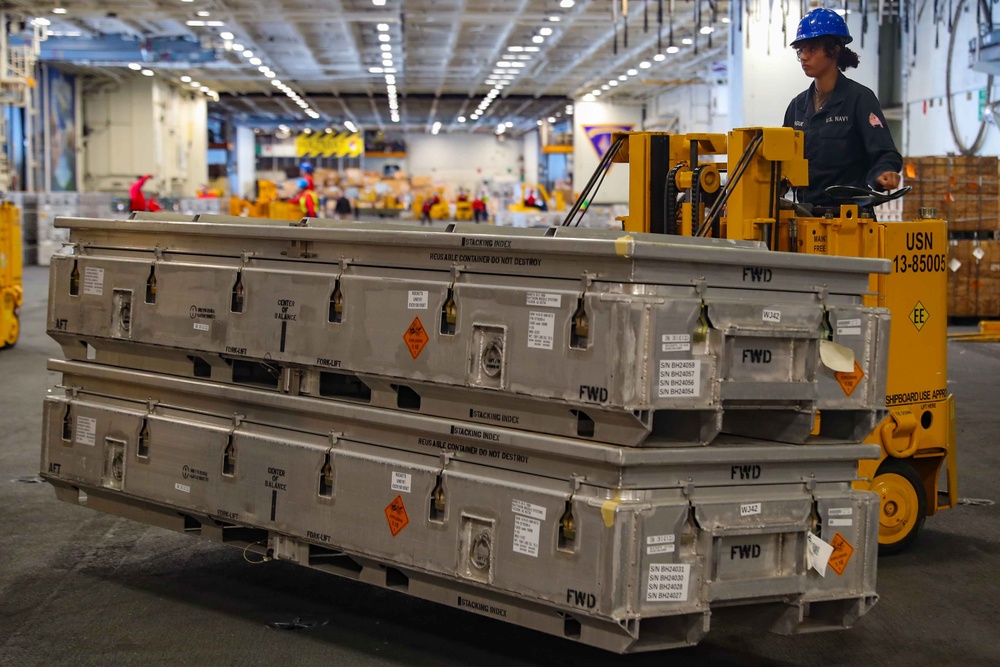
top-left (646, 563), bottom-right (690, 602)
top-left (75, 416), bottom-right (97, 446)
top-left (174, 482), bottom-right (191, 494)
top-left (193, 322), bottom-right (210, 331)
top-left (526, 292), bottom-right (561, 308)
top-left (658, 360), bottom-right (701, 398)
top-left (740, 502), bottom-right (761, 517)
top-left (407, 290), bottom-right (428, 309)
top-left (828, 518), bottom-right (853, 527)
top-left (512, 515), bottom-right (540, 557)
top-left (512, 499), bottom-right (546, 521)
top-left (647, 544), bottom-right (676, 555)
top-left (83, 266), bottom-right (104, 296)
top-left (819, 339), bottom-right (856, 372)
top-left (949, 258), bottom-right (962, 272)
top-left (807, 532), bottom-right (834, 577)
top-left (647, 534), bottom-right (676, 545)
top-left (391, 471), bottom-right (411, 493)
top-left (991, 263), bottom-right (1000, 272)
top-left (973, 247), bottom-right (986, 261)
top-left (762, 308), bottom-right (781, 323)
top-left (527, 311), bottom-right (555, 350)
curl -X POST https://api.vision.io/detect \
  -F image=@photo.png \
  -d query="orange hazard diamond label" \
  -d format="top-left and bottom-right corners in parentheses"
top-left (909, 301), bottom-right (929, 331)
top-left (828, 532), bottom-right (855, 576)
top-left (385, 495), bottom-right (410, 537)
top-left (834, 361), bottom-right (865, 397)
top-left (403, 317), bottom-right (430, 359)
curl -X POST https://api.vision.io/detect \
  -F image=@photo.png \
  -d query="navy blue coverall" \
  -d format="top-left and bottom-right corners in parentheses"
top-left (783, 72), bottom-right (902, 207)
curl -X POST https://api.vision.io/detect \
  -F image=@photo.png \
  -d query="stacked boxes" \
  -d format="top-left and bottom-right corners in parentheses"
top-left (902, 155), bottom-right (1000, 319)
top-left (41, 215), bottom-right (887, 652)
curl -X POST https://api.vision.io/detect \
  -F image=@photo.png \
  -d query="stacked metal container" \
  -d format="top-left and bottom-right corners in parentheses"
top-left (41, 213), bottom-right (889, 653)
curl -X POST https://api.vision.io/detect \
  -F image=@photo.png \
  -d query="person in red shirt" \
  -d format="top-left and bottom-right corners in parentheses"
top-left (129, 174), bottom-right (152, 212)
top-left (295, 178), bottom-right (319, 217)
top-left (300, 163), bottom-right (315, 191)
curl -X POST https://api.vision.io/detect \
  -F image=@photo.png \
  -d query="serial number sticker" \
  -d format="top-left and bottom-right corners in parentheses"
top-left (828, 518), bottom-right (853, 527)
top-left (837, 318), bottom-right (862, 328)
top-left (75, 416), bottom-right (97, 446)
top-left (647, 544), bottom-right (676, 555)
top-left (391, 471), bottom-right (411, 493)
top-left (82, 266), bottom-right (105, 296)
top-left (646, 563), bottom-right (690, 603)
top-left (740, 502), bottom-right (761, 517)
top-left (658, 360), bottom-right (701, 398)
top-left (662, 343), bottom-right (691, 352)
top-left (407, 290), bottom-right (429, 309)
top-left (512, 499), bottom-right (547, 521)
top-left (647, 534), bottom-right (676, 545)
top-left (827, 507), bottom-right (853, 517)
top-left (526, 292), bottom-right (561, 308)
top-left (527, 311), bottom-right (555, 350)
top-left (193, 322), bottom-right (210, 331)
top-left (763, 308), bottom-right (781, 323)
top-left (513, 515), bottom-right (541, 557)
top-left (174, 482), bottom-right (191, 494)
top-left (661, 333), bottom-right (692, 352)
top-left (837, 327), bottom-right (862, 336)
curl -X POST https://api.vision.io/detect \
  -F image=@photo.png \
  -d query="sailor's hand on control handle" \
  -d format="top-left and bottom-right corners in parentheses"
top-left (876, 171), bottom-right (901, 191)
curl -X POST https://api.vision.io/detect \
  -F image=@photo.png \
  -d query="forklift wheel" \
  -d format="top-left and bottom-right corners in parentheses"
top-left (873, 458), bottom-right (927, 555)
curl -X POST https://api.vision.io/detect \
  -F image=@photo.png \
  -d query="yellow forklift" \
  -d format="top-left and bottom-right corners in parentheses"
top-left (0, 200), bottom-right (22, 349)
top-left (581, 128), bottom-right (956, 554)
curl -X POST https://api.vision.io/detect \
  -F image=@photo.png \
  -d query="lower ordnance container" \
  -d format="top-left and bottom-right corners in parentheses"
top-left (41, 359), bottom-right (879, 653)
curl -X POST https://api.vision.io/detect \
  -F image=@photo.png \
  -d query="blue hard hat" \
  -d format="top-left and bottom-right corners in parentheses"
top-left (297, 178), bottom-right (309, 189)
top-left (300, 162), bottom-right (314, 173)
top-left (791, 8), bottom-right (852, 46)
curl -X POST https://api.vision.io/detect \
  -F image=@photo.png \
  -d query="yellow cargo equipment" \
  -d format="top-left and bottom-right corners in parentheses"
top-left (509, 183), bottom-right (567, 213)
top-left (228, 180), bottom-right (303, 221)
top-left (599, 128), bottom-right (955, 554)
top-left (0, 200), bottom-right (23, 349)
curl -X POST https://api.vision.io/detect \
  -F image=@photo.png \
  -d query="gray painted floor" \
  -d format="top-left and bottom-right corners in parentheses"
top-left (2, 265), bottom-right (999, 667)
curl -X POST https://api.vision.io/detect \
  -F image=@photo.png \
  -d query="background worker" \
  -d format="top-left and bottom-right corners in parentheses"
top-left (294, 178), bottom-right (319, 217)
top-left (299, 162), bottom-right (315, 191)
top-left (783, 8), bottom-right (901, 209)
top-left (129, 174), bottom-right (153, 213)
top-left (334, 189), bottom-right (352, 220)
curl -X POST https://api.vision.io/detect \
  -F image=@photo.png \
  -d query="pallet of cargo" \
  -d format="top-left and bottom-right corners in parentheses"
top-left (47, 215), bottom-right (890, 445)
top-left (41, 359), bottom-right (879, 654)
